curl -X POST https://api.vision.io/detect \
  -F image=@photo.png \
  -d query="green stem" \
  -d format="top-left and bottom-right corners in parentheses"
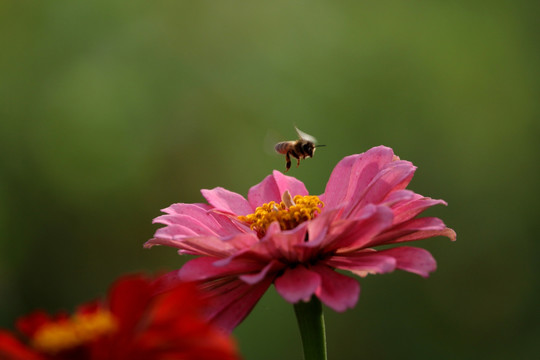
top-left (294, 297), bottom-right (327, 360)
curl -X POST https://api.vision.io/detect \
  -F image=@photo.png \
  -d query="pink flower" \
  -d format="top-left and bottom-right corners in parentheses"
top-left (145, 146), bottom-right (456, 332)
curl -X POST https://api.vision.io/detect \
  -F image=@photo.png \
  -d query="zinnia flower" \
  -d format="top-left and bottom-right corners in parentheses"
top-left (146, 146), bottom-right (456, 332)
top-left (0, 275), bottom-right (241, 360)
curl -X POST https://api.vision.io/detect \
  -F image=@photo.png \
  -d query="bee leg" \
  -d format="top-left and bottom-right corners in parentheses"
top-left (285, 152), bottom-right (292, 172)
top-left (296, 157), bottom-right (301, 168)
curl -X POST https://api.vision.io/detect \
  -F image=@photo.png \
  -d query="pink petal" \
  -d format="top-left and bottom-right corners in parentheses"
top-left (178, 257), bottom-right (264, 282)
top-left (385, 228), bottom-right (457, 244)
top-left (175, 236), bottom-right (244, 258)
top-left (303, 208), bottom-right (342, 248)
top-left (203, 277), bottom-right (274, 332)
top-left (323, 146), bottom-right (395, 210)
top-left (162, 202), bottom-right (211, 214)
top-left (154, 224), bottom-right (199, 239)
top-left (239, 222), bottom-right (307, 263)
top-left (159, 203), bottom-right (213, 223)
top-left (381, 189), bottom-right (417, 207)
top-left (201, 187), bottom-right (252, 216)
top-left (158, 202), bottom-right (246, 237)
top-left (144, 225), bottom-right (200, 249)
top-left (391, 197), bottom-right (448, 224)
top-left (212, 249), bottom-right (253, 267)
top-left (312, 265), bottom-right (360, 312)
top-left (212, 223), bottom-right (285, 266)
top-left (295, 209), bottom-right (354, 265)
top-left (377, 246), bottom-right (437, 277)
top-left (263, 223), bottom-right (309, 263)
top-left (325, 253), bottom-right (396, 275)
top-left (239, 260), bottom-right (281, 284)
top-left (374, 217), bottom-right (456, 245)
top-left (327, 205), bottom-right (394, 252)
top-left (209, 211), bottom-right (251, 235)
top-left (350, 161), bottom-right (416, 214)
top-left (152, 214), bottom-right (220, 236)
top-left (221, 233), bottom-right (260, 250)
top-left (274, 265), bottom-right (321, 303)
top-left (247, 170), bottom-right (308, 208)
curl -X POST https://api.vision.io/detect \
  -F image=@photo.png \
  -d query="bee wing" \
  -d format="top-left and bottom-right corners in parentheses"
top-left (295, 126), bottom-right (317, 143)
top-left (264, 129), bottom-right (285, 155)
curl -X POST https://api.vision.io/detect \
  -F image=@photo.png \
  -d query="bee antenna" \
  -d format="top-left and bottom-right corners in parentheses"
top-left (316, 144), bottom-right (327, 148)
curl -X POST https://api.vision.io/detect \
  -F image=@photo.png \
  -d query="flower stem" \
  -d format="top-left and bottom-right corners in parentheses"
top-left (294, 297), bottom-right (327, 360)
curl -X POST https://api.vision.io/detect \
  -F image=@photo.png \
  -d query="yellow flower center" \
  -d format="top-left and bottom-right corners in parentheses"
top-left (32, 309), bottom-right (118, 354)
top-left (238, 191), bottom-right (324, 237)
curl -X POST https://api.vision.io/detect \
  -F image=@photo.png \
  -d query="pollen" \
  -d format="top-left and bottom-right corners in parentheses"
top-left (32, 309), bottom-right (118, 354)
top-left (238, 191), bottom-right (324, 237)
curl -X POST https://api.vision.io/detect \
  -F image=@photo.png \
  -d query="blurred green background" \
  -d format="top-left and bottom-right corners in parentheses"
top-left (1, 1), bottom-right (538, 359)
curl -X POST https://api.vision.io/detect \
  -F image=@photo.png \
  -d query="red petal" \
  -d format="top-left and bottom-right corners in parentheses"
top-left (0, 331), bottom-right (43, 360)
top-left (107, 275), bottom-right (154, 332)
top-left (15, 311), bottom-right (51, 337)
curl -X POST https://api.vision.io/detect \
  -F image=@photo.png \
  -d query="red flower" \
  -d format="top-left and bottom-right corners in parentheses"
top-left (146, 146), bottom-right (456, 332)
top-left (0, 276), bottom-right (241, 360)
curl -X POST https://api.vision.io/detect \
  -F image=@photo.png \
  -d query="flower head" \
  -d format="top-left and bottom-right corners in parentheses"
top-left (146, 146), bottom-right (456, 332)
top-left (0, 275), bottom-right (241, 360)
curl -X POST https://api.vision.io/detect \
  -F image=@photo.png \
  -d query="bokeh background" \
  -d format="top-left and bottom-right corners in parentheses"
top-left (1, 1), bottom-right (538, 359)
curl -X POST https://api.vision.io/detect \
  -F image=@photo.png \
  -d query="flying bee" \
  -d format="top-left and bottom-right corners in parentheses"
top-left (274, 127), bottom-right (325, 171)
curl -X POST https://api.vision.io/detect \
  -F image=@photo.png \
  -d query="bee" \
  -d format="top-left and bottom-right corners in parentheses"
top-left (275, 127), bottom-right (325, 171)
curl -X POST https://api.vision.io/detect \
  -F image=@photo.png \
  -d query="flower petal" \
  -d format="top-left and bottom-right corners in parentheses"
top-left (237, 222), bottom-right (308, 264)
top-left (239, 260), bottom-right (281, 284)
top-left (157, 203), bottom-right (246, 237)
top-left (304, 208), bottom-right (342, 248)
top-left (387, 228), bottom-right (457, 244)
top-left (178, 257), bottom-right (265, 282)
top-left (381, 189), bottom-right (417, 207)
top-left (0, 331), bottom-right (42, 360)
top-left (203, 277), bottom-right (274, 332)
top-left (328, 205), bottom-right (394, 252)
top-left (248, 170), bottom-right (308, 208)
top-left (323, 146), bottom-right (395, 210)
top-left (312, 265), bottom-right (360, 312)
top-left (325, 253), bottom-right (396, 276)
top-left (162, 202), bottom-right (211, 214)
top-left (375, 217), bottom-right (456, 245)
top-left (350, 161), bottom-right (416, 215)
top-left (377, 246), bottom-right (437, 277)
top-left (108, 275), bottom-right (153, 332)
top-left (173, 236), bottom-right (246, 258)
top-left (391, 196), bottom-right (448, 224)
top-left (144, 225), bottom-right (200, 249)
top-left (263, 223), bottom-right (309, 263)
top-left (153, 214), bottom-right (221, 236)
top-left (201, 187), bottom-right (252, 216)
top-left (274, 265), bottom-right (321, 303)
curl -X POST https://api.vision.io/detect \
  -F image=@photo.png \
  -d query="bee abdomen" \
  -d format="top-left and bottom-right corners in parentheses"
top-left (275, 141), bottom-right (293, 154)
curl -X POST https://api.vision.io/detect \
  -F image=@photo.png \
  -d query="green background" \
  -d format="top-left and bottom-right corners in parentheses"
top-left (1, 1), bottom-right (538, 359)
